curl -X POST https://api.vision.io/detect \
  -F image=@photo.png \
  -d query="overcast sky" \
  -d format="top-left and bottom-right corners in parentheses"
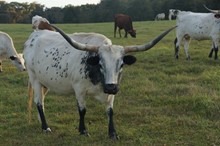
top-left (5, 0), bottom-right (100, 8)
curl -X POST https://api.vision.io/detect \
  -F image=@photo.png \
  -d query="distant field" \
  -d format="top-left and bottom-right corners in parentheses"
top-left (0, 21), bottom-right (220, 146)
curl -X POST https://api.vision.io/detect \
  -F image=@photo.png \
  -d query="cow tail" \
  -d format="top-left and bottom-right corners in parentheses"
top-left (27, 81), bottom-right (33, 123)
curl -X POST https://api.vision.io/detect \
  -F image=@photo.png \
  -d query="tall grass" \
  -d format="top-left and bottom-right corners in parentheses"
top-left (0, 21), bottom-right (220, 146)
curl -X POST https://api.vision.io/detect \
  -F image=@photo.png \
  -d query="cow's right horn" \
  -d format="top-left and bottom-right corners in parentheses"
top-left (50, 24), bottom-right (98, 52)
top-left (203, 5), bottom-right (220, 14)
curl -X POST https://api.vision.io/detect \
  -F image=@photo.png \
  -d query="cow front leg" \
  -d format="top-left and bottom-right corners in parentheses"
top-left (118, 29), bottom-right (122, 38)
top-left (77, 103), bottom-right (89, 136)
top-left (214, 46), bottom-right (218, 60)
top-left (0, 60), bottom-right (2, 72)
top-left (37, 103), bottom-right (51, 132)
top-left (124, 30), bottom-right (128, 38)
top-left (107, 107), bottom-right (119, 140)
top-left (209, 49), bottom-right (213, 58)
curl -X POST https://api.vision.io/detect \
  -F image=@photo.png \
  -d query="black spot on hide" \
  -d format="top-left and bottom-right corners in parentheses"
top-left (44, 47), bottom-right (70, 78)
top-left (81, 52), bottom-right (104, 85)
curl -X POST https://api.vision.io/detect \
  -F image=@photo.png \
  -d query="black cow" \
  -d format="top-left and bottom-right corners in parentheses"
top-left (114, 14), bottom-right (136, 38)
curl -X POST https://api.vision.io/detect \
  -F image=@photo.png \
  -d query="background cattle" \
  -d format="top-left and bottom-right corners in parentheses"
top-left (24, 24), bottom-right (175, 139)
top-left (169, 9), bottom-right (181, 20)
top-left (174, 6), bottom-right (220, 60)
top-left (114, 14), bottom-right (136, 38)
top-left (0, 31), bottom-right (26, 72)
top-left (155, 13), bottom-right (165, 21)
top-left (32, 15), bottom-right (54, 31)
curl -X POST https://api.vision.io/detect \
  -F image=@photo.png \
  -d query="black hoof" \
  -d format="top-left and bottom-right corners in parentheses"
top-left (42, 128), bottom-right (52, 133)
top-left (109, 132), bottom-right (120, 140)
top-left (80, 130), bottom-right (90, 137)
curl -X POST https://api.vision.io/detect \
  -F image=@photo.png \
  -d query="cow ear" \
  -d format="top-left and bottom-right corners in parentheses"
top-left (87, 56), bottom-right (100, 66)
top-left (10, 56), bottom-right (17, 60)
top-left (214, 14), bottom-right (220, 19)
top-left (123, 55), bottom-right (136, 65)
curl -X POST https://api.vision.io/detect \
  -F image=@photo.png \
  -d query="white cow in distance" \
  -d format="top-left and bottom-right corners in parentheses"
top-left (0, 31), bottom-right (26, 72)
top-left (174, 6), bottom-right (220, 60)
top-left (24, 25), bottom-right (175, 139)
top-left (155, 13), bottom-right (165, 21)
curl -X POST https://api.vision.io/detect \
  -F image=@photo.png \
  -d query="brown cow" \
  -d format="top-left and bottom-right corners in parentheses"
top-left (114, 14), bottom-right (136, 38)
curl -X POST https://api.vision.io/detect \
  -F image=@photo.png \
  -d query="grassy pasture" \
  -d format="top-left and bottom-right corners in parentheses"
top-left (0, 21), bottom-right (220, 146)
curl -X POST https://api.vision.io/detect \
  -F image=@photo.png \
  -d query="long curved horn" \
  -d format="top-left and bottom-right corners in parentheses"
top-left (203, 5), bottom-right (220, 14)
top-left (124, 26), bottom-right (176, 53)
top-left (50, 24), bottom-right (98, 52)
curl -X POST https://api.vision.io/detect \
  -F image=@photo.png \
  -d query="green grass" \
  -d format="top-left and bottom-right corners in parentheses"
top-left (1, 21), bottom-right (220, 146)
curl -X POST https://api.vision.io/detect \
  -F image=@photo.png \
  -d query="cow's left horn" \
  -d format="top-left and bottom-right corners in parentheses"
top-left (50, 24), bottom-right (98, 52)
top-left (124, 26), bottom-right (176, 53)
top-left (203, 5), bottom-right (220, 14)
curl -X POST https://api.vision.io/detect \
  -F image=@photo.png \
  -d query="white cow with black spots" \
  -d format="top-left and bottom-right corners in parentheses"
top-left (0, 31), bottom-right (26, 72)
top-left (23, 24), bottom-right (175, 139)
top-left (174, 6), bottom-right (220, 60)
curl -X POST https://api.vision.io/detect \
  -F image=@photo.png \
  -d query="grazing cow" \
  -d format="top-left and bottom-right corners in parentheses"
top-left (0, 31), bottom-right (26, 72)
top-left (114, 14), bottom-right (136, 38)
top-left (155, 13), bottom-right (165, 21)
top-left (169, 9), bottom-right (181, 20)
top-left (24, 25), bottom-right (175, 139)
top-left (174, 6), bottom-right (220, 60)
top-left (32, 15), bottom-right (54, 31)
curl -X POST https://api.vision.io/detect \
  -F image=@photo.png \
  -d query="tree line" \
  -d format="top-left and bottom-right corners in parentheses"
top-left (0, 0), bottom-right (219, 23)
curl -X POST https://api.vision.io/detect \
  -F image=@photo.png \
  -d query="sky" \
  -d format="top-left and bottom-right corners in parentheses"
top-left (5, 0), bottom-right (101, 8)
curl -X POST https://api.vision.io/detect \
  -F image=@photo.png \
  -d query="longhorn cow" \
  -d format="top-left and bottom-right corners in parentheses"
top-left (23, 25), bottom-right (175, 139)
top-left (174, 6), bottom-right (220, 60)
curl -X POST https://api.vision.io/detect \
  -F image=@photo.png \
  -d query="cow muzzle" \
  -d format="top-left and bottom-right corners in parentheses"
top-left (104, 84), bottom-right (119, 95)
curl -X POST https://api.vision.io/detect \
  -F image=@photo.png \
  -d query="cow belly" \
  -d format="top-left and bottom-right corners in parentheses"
top-left (37, 73), bottom-right (74, 94)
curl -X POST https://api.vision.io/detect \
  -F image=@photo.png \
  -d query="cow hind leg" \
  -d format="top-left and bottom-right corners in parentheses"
top-left (174, 37), bottom-right (180, 59)
top-left (183, 37), bottom-right (191, 60)
top-left (0, 60), bottom-right (2, 72)
top-left (33, 82), bottom-right (51, 132)
top-left (37, 103), bottom-right (51, 132)
top-left (214, 46), bottom-right (218, 60)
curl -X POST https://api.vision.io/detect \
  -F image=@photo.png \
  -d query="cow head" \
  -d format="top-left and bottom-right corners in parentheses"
top-left (50, 24), bottom-right (176, 94)
top-left (10, 54), bottom-right (26, 71)
top-left (204, 5), bottom-right (220, 19)
top-left (128, 29), bottom-right (136, 38)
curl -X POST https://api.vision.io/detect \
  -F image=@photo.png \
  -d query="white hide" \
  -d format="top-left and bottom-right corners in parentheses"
top-left (175, 11), bottom-right (220, 59)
